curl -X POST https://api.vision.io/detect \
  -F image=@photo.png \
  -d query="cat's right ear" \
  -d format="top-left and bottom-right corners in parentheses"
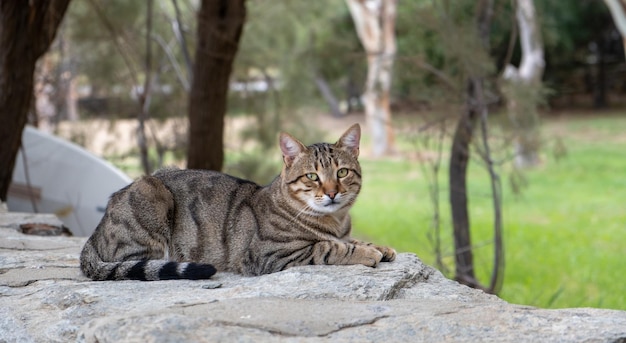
top-left (279, 132), bottom-right (306, 168)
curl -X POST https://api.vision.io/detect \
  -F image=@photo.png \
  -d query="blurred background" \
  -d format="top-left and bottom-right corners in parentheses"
top-left (0, 1), bottom-right (624, 310)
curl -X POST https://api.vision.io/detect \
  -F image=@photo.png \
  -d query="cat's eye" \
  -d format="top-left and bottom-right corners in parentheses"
top-left (306, 173), bottom-right (319, 181)
top-left (337, 168), bottom-right (349, 178)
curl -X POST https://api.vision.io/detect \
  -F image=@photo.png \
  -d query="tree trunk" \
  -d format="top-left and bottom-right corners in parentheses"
top-left (0, 0), bottom-right (71, 202)
top-left (187, 0), bottom-right (246, 171)
top-left (449, 104), bottom-right (479, 288)
top-left (502, 0), bottom-right (544, 168)
top-left (345, 0), bottom-right (396, 157)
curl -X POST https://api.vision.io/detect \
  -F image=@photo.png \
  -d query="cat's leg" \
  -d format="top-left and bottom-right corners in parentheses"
top-left (349, 238), bottom-right (397, 262)
top-left (283, 241), bottom-right (385, 269)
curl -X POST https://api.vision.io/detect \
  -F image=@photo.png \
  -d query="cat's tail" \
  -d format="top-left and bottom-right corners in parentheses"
top-left (80, 240), bottom-right (217, 281)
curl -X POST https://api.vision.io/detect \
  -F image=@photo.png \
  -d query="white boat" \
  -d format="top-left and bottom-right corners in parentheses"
top-left (7, 126), bottom-right (132, 236)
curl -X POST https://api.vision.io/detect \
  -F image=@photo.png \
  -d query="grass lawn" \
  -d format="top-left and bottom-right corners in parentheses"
top-left (350, 112), bottom-right (626, 310)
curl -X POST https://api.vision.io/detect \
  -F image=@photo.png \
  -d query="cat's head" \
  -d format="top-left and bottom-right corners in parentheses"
top-left (279, 124), bottom-right (362, 216)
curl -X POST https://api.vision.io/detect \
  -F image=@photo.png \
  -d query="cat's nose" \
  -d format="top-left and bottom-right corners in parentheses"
top-left (326, 190), bottom-right (337, 200)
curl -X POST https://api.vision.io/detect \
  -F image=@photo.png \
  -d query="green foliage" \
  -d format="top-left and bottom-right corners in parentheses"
top-left (66, 1), bottom-right (143, 88)
top-left (392, 0), bottom-right (500, 105)
top-left (232, 0), bottom-right (368, 117)
top-left (390, 0), bottom-right (618, 107)
top-left (539, 0), bottom-right (612, 59)
top-left (64, 0), bottom-right (192, 120)
top-left (58, 0), bottom-right (619, 119)
top-left (350, 113), bottom-right (626, 310)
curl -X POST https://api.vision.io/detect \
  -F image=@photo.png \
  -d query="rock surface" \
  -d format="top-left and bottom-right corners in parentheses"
top-left (1, 213), bottom-right (625, 342)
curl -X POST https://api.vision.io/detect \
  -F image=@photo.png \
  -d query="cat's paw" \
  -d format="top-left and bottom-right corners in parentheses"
top-left (376, 245), bottom-right (397, 262)
top-left (353, 245), bottom-right (384, 267)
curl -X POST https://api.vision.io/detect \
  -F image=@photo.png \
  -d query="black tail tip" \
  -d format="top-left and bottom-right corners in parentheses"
top-left (183, 262), bottom-right (217, 280)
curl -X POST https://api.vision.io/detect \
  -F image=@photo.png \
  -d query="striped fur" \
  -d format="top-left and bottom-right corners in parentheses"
top-left (79, 124), bottom-right (396, 281)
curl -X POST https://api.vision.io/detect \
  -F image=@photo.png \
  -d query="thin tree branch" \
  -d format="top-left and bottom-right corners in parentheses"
top-left (152, 33), bottom-right (190, 91)
top-left (397, 56), bottom-right (460, 93)
top-left (171, 0), bottom-right (194, 78)
top-left (137, 0), bottom-right (154, 175)
top-left (472, 78), bottom-right (504, 294)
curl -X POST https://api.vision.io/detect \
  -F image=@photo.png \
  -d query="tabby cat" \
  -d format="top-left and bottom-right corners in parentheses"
top-left (80, 124), bottom-right (396, 281)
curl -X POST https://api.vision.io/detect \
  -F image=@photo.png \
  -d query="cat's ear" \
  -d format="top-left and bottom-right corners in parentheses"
top-left (279, 132), bottom-right (306, 167)
top-left (336, 124), bottom-right (361, 158)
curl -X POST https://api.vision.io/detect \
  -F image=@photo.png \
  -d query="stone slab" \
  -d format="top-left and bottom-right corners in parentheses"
top-left (1, 212), bottom-right (625, 343)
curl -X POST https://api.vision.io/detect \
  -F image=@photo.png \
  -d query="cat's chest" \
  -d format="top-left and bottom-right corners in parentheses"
top-left (295, 214), bottom-right (352, 241)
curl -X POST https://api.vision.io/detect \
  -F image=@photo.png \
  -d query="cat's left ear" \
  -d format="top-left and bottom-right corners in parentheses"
top-left (279, 132), bottom-right (306, 168)
top-left (336, 124), bottom-right (361, 158)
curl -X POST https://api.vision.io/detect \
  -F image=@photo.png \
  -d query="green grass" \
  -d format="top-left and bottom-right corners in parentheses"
top-left (350, 113), bottom-right (626, 310)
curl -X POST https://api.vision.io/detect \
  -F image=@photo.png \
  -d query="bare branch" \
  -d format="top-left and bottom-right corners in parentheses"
top-left (152, 33), bottom-right (190, 91)
top-left (137, 0), bottom-right (154, 175)
top-left (471, 78), bottom-right (504, 295)
top-left (171, 0), bottom-right (194, 78)
top-left (396, 55), bottom-right (459, 93)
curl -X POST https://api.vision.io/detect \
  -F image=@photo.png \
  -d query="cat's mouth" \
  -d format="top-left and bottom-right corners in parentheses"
top-left (324, 199), bottom-right (339, 206)
top-left (304, 200), bottom-right (342, 215)
top-left (302, 194), bottom-right (350, 215)
top-left (317, 199), bottom-right (345, 213)
top-left (321, 195), bottom-right (344, 209)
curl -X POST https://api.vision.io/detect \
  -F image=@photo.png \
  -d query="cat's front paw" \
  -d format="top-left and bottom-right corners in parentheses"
top-left (376, 245), bottom-right (397, 262)
top-left (353, 245), bottom-right (384, 267)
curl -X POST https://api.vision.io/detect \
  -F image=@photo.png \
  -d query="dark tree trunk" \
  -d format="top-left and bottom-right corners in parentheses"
top-left (187, 0), bottom-right (246, 171)
top-left (449, 101), bottom-right (480, 288)
top-left (0, 0), bottom-right (71, 201)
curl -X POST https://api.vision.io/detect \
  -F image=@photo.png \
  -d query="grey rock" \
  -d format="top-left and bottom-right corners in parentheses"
top-left (1, 213), bottom-right (625, 343)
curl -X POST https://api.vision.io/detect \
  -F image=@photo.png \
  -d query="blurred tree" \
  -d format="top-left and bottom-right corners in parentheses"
top-left (502, 0), bottom-right (544, 168)
top-left (346, 0), bottom-right (397, 157)
top-left (399, 0), bottom-right (620, 294)
top-left (447, 0), bottom-right (501, 292)
top-left (187, 0), bottom-right (246, 171)
top-left (399, 0), bottom-right (505, 293)
top-left (0, 0), bottom-right (71, 202)
top-left (68, 1), bottom-right (199, 170)
top-left (604, 0), bottom-right (626, 53)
